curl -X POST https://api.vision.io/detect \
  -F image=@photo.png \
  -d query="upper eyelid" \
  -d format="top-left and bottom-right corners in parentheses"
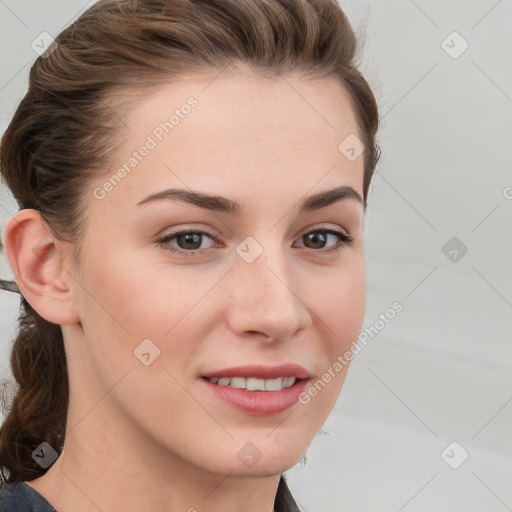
top-left (159, 224), bottom-right (352, 240)
top-left (158, 226), bottom-right (352, 248)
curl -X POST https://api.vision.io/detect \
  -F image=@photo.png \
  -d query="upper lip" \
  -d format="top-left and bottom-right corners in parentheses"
top-left (201, 364), bottom-right (310, 380)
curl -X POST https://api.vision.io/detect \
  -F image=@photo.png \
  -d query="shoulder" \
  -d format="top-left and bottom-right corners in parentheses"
top-left (0, 481), bottom-right (57, 512)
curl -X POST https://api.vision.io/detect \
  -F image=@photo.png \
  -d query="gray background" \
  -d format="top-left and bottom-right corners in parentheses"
top-left (1, 1), bottom-right (511, 511)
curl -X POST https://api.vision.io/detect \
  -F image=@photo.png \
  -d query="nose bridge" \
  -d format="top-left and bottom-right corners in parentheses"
top-left (226, 235), bottom-right (311, 338)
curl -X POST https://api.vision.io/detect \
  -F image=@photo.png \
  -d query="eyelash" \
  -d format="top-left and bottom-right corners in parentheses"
top-left (156, 228), bottom-right (354, 258)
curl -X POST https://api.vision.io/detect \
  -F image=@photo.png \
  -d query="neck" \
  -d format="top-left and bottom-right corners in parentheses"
top-left (27, 416), bottom-right (280, 512)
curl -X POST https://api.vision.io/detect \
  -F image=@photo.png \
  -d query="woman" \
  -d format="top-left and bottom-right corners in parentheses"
top-left (0, 0), bottom-right (380, 510)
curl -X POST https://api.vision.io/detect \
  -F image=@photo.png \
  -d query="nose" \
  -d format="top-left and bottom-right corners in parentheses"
top-left (225, 243), bottom-right (313, 343)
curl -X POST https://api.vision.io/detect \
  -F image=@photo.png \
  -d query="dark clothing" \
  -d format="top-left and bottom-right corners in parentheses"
top-left (0, 482), bottom-right (57, 512)
top-left (0, 475), bottom-right (299, 512)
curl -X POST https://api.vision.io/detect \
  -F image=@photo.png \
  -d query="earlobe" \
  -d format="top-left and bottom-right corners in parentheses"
top-left (3, 208), bottom-right (80, 325)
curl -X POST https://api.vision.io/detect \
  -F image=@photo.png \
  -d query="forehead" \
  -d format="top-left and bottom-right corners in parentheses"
top-left (126, 71), bottom-right (360, 141)
top-left (89, 72), bottom-right (364, 214)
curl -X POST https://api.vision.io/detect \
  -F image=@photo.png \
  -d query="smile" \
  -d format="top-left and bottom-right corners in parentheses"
top-left (205, 376), bottom-right (297, 391)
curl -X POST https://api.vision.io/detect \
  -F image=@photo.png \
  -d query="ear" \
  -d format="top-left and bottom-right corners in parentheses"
top-left (3, 209), bottom-right (80, 325)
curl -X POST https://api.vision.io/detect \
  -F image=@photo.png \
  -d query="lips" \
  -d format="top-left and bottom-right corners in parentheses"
top-left (200, 364), bottom-right (311, 415)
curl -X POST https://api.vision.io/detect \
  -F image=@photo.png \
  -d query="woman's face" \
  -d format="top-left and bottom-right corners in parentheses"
top-left (67, 71), bottom-right (366, 477)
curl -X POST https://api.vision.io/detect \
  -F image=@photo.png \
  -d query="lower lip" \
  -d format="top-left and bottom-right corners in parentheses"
top-left (200, 378), bottom-right (309, 416)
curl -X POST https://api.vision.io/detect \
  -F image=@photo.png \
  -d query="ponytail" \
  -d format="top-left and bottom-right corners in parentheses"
top-left (0, 298), bottom-right (68, 484)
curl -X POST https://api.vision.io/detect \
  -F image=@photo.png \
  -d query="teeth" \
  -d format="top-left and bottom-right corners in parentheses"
top-left (229, 377), bottom-right (246, 388)
top-left (246, 377), bottom-right (266, 391)
top-left (282, 377), bottom-right (296, 388)
top-left (206, 376), bottom-right (297, 391)
top-left (265, 377), bottom-right (283, 391)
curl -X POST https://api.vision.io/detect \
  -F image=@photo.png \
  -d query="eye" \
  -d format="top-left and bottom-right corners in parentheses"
top-left (156, 229), bottom-right (216, 257)
top-left (156, 227), bottom-right (354, 257)
top-left (295, 228), bottom-right (354, 255)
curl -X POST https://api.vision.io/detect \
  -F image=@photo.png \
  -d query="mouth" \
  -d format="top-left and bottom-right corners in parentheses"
top-left (199, 365), bottom-right (310, 415)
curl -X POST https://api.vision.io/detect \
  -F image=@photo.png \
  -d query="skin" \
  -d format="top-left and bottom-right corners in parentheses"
top-left (5, 71), bottom-right (366, 512)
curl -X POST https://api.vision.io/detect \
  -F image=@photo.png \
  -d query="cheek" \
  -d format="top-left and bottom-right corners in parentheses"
top-left (293, 265), bottom-right (365, 429)
top-left (315, 260), bottom-right (366, 351)
top-left (75, 243), bottom-right (214, 372)
top-left (72, 242), bottom-right (164, 370)
top-left (78, 243), bottom-right (169, 334)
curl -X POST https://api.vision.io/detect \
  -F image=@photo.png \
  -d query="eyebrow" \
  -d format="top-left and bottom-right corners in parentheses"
top-left (136, 185), bottom-right (363, 214)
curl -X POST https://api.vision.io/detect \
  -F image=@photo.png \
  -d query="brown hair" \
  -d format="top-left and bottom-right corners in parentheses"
top-left (0, 0), bottom-right (380, 509)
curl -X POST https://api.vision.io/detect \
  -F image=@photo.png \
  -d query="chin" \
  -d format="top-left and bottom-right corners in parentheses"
top-left (176, 434), bottom-right (305, 478)
top-left (223, 437), bottom-right (309, 477)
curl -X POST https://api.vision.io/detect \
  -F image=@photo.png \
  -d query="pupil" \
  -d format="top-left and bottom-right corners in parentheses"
top-left (180, 233), bottom-right (201, 249)
top-left (307, 232), bottom-right (326, 249)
